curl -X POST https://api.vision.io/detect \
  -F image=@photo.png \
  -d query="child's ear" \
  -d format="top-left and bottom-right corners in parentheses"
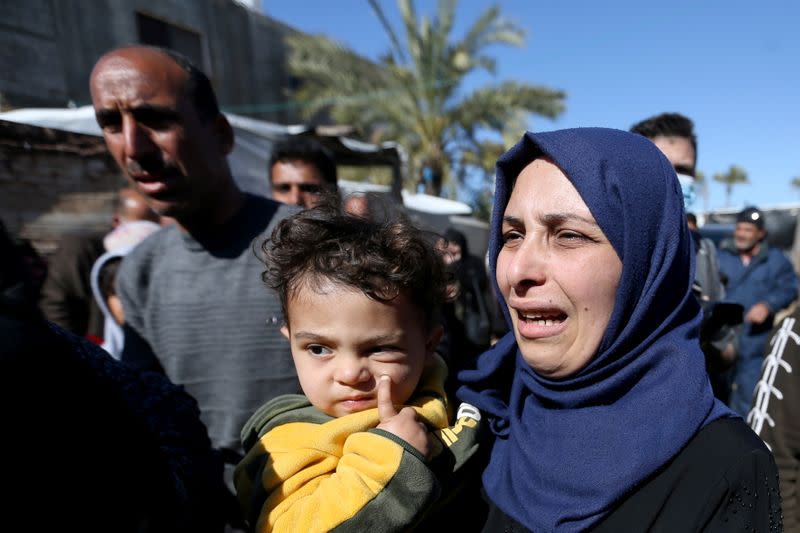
top-left (424, 325), bottom-right (444, 364)
top-left (280, 325), bottom-right (290, 340)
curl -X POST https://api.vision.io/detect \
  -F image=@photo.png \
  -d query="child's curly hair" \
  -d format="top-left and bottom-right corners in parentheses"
top-left (262, 202), bottom-right (450, 329)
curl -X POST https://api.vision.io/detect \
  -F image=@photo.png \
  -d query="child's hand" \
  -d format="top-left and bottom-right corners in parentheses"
top-left (375, 375), bottom-right (432, 460)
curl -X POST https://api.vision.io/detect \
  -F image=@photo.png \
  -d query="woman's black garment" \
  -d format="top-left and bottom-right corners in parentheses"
top-left (0, 297), bottom-right (227, 532)
top-left (482, 418), bottom-right (782, 532)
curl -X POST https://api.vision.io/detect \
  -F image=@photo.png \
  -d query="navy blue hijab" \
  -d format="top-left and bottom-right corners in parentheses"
top-left (458, 128), bottom-right (732, 532)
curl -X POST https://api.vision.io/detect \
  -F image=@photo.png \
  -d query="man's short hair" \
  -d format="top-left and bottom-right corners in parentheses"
top-left (269, 137), bottom-right (338, 186)
top-left (630, 112), bottom-right (697, 160)
top-left (262, 201), bottom-right (448, 329)
top-left (143, 46), bottom-right (221, 122)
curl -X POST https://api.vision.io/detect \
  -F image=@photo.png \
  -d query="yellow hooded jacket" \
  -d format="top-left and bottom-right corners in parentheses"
top-left (235, 357), bottom-right (483, 533)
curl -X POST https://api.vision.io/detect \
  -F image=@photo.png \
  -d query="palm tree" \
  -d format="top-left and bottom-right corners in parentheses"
top-left (286, 0), bottom-right (566, 197)
top-left (694, 170), bottom-right (709, 212)
top-left (791, 176), bottom-right (800, 198)
top-left (713, 165), bottom-right (749, 207)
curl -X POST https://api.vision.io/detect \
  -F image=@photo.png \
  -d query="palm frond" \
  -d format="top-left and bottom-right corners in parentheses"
top-left (285, 0), bottom-right (566, 200)
top-left (368, 0), bottom-right (406, 64)
top-left (451, 81), bottom-right (566, 134)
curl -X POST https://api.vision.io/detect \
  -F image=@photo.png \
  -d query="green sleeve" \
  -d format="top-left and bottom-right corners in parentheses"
top-left (336, 402), bottom-right (487, 532)
top-left (265, 430), bottom-right (438, 533)
top-left (328, 430), bottom-right (440, 533)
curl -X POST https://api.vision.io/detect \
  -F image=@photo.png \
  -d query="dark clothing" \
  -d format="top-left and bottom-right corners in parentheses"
top-left (0, 296), bottom-right (226, 532)
top-left (481, 418), bottom-right (781, 533)
top-left (442, 228), bottom-right (495, 349)
top-left (691, 231), bottom-right (742, 403)
top-left (451, 253), bottom-right (493, 348)
top-left (1, 219), bottom-right (39, 307)
top-left (749, 313), bottom-right (800, 532)
top-left (718, 241), bottom-right (798, 414)
top-left (439, 228), bottom-right (497, 397)
top-left (39, 232), bottom-right (105, 338)
top-left (692, 231), bottom-right (726, 303)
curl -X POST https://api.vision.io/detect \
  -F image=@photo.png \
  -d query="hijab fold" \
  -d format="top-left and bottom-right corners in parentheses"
top-left (458, 128), bottom-right (731, 532)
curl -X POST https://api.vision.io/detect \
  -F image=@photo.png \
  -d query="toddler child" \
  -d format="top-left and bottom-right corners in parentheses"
top-left (234, 203), bottom-right (484, 532)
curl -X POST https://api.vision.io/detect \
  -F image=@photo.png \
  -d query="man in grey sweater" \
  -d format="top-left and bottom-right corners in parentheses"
top-left (90, 46), bottom-right (300, 526)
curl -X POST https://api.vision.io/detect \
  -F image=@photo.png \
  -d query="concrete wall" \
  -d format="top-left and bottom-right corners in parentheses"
top-left (0, 120), bottom-right (125, 255)
top-left (0, 0), bottom-right (298, 123)
top-left (0, 0), bottom-right (70, 107)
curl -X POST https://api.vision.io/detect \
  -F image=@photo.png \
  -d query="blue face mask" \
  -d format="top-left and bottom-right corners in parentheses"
top-left (677, 173), bottom-right (696, 210)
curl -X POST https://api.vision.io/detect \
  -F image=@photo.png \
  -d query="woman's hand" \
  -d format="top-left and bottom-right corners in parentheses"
top-left (376, 375), bottom-right (432, 459)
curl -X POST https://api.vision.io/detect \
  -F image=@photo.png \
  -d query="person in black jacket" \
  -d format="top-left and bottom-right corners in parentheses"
top-left (439, 228), bottom-right (493, 348)
top-left (0, 219), bottom-right (40, 308)
top-left (1, 225), bottom-right (226, 532)
top-left (0, 301), bottom-right (228, 532)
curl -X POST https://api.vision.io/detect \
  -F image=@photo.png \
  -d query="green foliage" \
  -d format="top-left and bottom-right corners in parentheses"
top-left (713, 165), bottom-right (749, 207)
top-left (286, 0), bottom-right (565, 201)
top-left (338, 166), bottom-right (394, 186)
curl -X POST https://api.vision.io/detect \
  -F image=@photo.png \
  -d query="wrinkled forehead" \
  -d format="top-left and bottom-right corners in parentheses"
top-left (91, 49), bottom-right (188, 104)
top-left (508, 158), bottom-right (598, 221)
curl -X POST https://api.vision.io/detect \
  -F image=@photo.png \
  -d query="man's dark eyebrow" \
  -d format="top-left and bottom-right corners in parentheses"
top-left (95, 108), bottom-right (120, 126)
top-left (94, 105), bottom-right (180, 126)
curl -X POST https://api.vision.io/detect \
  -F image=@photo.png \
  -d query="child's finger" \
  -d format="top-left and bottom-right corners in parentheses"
top-left (377, 375), bottom-right (398, 422)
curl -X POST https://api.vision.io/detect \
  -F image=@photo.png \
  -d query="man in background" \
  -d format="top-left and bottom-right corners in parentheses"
top-left (719, 206), bottom-right (798, 415)
top-left (268, 136), bottom-right (337, 209)
top-left (631, 112), bottom-right (697, 177)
